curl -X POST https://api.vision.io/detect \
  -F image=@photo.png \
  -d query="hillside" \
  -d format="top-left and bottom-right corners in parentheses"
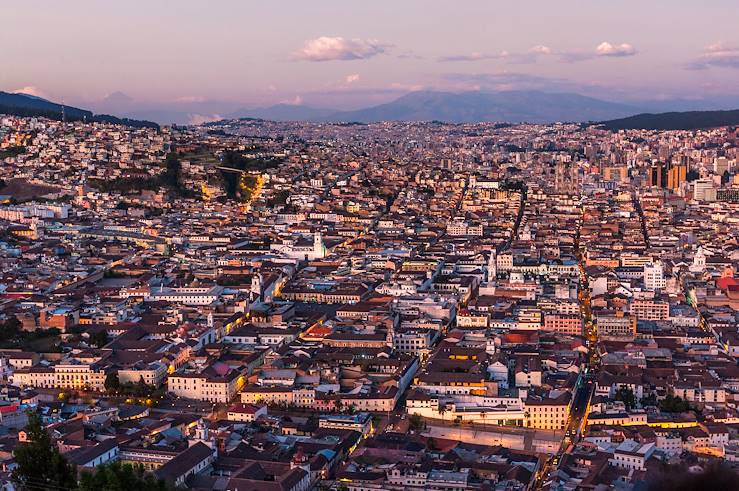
top-left (0, 92), bottom-right (159, 129)
top-left (600, 109), bottom-right (739, 131)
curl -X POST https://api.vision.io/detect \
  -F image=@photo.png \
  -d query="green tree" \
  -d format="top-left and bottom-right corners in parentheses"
top-left (409, 413), bottom-right (425, 432)
top-left (104, 372), bottom-right (120, 393)
top-left (438, 404), bottom-right (447, 423)
top-left (13, 411), bottom-right (78, 491)
top-left (648, 460), bottom-right (739, 491)
top-left (78, 461), bottom-right (172, 491)
top-left (640, 393), bottom-right (657, 407)
top-left (614, 387), bottom-right (636, 410)
top-left (89, 330), bottom-right (109, 348)
top-left (135, 376), bottom-right (152, 397)
top-left (659, 394), bottom-right (691, 413)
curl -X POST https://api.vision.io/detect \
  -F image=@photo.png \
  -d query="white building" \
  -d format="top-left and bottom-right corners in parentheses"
top-left (643, 261), bottom-right (666, 291)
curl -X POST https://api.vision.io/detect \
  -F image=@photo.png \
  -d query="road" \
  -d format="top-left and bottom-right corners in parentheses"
top-left (534, 375), bottom-right (595, 488)
top-left (533, 199), bottom-right (597, 489)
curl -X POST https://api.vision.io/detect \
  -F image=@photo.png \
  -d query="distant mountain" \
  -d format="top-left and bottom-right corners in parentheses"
top-left (222, 91), bottom-right (640, 124)
top-left (337, 91), bottom-right (639, 123)
top-left (600, 109), bottom-right (739, 131)
top-left (0, 91), bottom-right (159, 129)
top-left (227, 103), bottom-right (336, 122)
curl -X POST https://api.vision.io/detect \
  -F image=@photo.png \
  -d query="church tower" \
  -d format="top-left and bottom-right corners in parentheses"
top-left (691, 246), bottom-right (706, 272)
top-left (487, 250), bottom-right (497, 283)
top-left (251, 273), bottom-right (263, 300)
top-left (314, 231), bottom-right (326, 259)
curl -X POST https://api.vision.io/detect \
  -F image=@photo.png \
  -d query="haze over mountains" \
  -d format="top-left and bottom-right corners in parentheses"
top-left (174, 90), bottom-right (739, 126)
top-left (225, 91), bottom-right (640, 124)
top-left (5, 89), bottom-right (739, 129)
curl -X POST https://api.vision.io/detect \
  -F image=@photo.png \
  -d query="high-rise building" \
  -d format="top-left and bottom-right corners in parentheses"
top-left (693, 178), bottom-right (716, 201)
top-left (667, 164), bottom-right (687, 191)
top-left (643, 261), bottom-right (666, 291)
top-left (603, 166), bottom-right (628, 182)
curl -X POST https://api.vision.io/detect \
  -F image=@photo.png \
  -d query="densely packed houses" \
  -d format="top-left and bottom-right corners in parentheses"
top-left (1, 115), bottom-right (738, 489)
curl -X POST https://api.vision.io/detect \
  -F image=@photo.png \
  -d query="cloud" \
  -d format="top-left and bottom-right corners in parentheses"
top-left (396, 50), bottom-right (423, 60)
top-left (438, 51), bottom-right (509, 62)
top-left (188, 114), bottom-right (222, 125)
top-left (529, 45), bottom-right (553, 55)
top-left (439, 42), bottom-right (636, 64)
top-left (557, 42), bottom-right (637, 63)
top-left (345, 74), bottom-right (360, 84)
top-left (389, 82), bottom-right (425, 92)
top-left (595, 42), bottom-right (637, 57)
top-left (12, 86), bottom-right (50, 99)
top-left (175, 95), bottom-right (207, 103)
top-left (440, 71), bottom-right (579, 93)
top-left (280, 95), bottom-right (304, 105)
top-left (687, 42), bottom-right (739, 70)
top-left (293, 36), bottom-right (392, 61)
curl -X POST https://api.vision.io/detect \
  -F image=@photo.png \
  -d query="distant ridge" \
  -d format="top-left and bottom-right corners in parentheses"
top-left (226, 103), bottom-right (335, 122)
top-left (0, 91), bottom-right (159, 129)
top-left (327, 90), bottom-right (639, 124)
top-left (600, 109), bottom-right (739, 131)
top-left (227, 90), bottom-right (640, 124)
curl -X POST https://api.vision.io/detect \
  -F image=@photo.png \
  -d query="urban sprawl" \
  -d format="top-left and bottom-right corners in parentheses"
top-left (1, 114), bottom-right (739, 490)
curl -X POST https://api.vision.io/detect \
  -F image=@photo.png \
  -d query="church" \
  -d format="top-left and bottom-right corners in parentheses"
top-left (270, 231), bottom-right (327, 261)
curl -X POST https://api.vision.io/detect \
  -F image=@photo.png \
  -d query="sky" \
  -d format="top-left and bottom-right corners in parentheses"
top-left (3, 0), bottom-right (739, 120)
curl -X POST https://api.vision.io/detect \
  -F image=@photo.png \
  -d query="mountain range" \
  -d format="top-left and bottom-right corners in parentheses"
top-left (4, 89), bottom-right (739, 130)
top-left (227, 90), bottom-right (640, 124)
top-left (0, 91), bottom-right (159, 129)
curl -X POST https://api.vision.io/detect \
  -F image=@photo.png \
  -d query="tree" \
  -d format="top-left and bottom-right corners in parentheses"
top-left (78, 461), bottom-right (173, 491)
top-left (438, 404), bottom-right (447, 423)
top-left (13, 411), bottom-right (77, 491)
top-left (409, 413), bottom-right (425, 432)
top-left (333, 399), bottom-right (344, 413)
top-left (659, 394), bottom-right (690, 413)
top-left (135, 376), bottom-right (152, 397)
top-left (640, 393), bottom-right (657, 407)
top-left (648, 460), bottom-right (739, 491)
top-left (105, 372), bottom-right (120, 393)
top-left (614, 387), bottom-right (636, 410)
top-left (89, 330), bottom-right (109, 348)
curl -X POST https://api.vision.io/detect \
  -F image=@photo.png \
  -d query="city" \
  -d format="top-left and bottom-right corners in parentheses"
top-left (2, 2), bottom-right (739, 490)
top-left (1, 115), bottom-right (739, 490)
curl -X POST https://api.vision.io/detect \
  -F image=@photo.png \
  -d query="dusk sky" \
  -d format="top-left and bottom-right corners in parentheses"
top-left (4, 0), bottom-right (739, 115)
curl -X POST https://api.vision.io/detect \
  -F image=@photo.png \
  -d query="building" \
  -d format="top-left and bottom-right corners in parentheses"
top-left (525, 391), bottom-right (572, 430)
top-left (318, 413), bottom-right (373, 437)
top-left (643, 261), bottom-right (666, 291)
top-left (595, 312), bottom-right (637, 340)
top-left (693, 178), bottom-right (716, 201)
top-left (226, 403), bottom-right (268, 422)
top-left (167, 366), bottom-right (246, 403)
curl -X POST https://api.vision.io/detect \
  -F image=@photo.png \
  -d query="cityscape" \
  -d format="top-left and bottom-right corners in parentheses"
top-left (2, 2), bottom-right (739, 491)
